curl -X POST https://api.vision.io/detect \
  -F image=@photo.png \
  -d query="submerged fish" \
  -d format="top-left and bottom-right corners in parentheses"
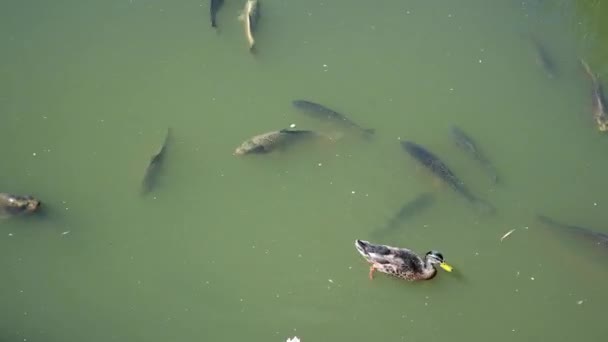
top-left (234, 128), bottom-right (317, 155)
top-left (292, 100), bottom-right (374, 137)
top-left (580, 59), bottom-right (608, 132)
top-left (401, 141), bottom-right (494, 214)
top-left (0, 193), bottom-right (41, 218)
top-left (537, 214), bottom-right (608, 248)
top-left (238, 0), bottom-right (259, 51)
top-left (371, 193), bottom-right (435, 238)
top-left (141, 128), bottom-right (172, 195)
top-left (210, 0), bottom-right (224, 28)
top-left (529, 35), bottom-right (557, 78)
top-left (450, 126), bottom-right (498, 183)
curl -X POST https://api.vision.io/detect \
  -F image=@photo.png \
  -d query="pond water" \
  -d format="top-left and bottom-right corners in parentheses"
top-left (1, 0), bottom-right (607, 341)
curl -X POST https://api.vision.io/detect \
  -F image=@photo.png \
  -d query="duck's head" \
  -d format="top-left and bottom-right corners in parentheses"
top-left (425, 250), bottom-right (453, 272)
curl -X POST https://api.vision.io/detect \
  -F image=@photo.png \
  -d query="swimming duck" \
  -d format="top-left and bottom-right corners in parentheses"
top-left (354, 239), bottom-right (453, 281)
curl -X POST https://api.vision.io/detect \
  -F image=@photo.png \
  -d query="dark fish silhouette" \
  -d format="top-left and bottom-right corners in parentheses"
top-left (401, 141), bottom-right (494, 214)
top-left (450, 126), bottom-right (498, 183)
top-left (141, 128), bottom-right (172, 195)
top-left (292, 100), bottom-right (375, 137)
top-left (210, 0), bottom-right (224, 28)
top-left (234, 128), bottom-right (317, 155)
top-left (537, 214), bottom-right (608, 248)
top-left (529, 35), bottom-right (557, 78)
top-left (580, 59), bottom-right (608, 132)
top-left (371, 193), bottom-right (435, 238)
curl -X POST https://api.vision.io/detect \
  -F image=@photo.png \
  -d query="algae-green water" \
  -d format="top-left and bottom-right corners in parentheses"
top-left (1, 0), bottom-right (607, 341)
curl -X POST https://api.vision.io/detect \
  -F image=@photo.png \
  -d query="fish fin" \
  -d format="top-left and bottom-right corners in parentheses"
top-left (248, 145), bottom-right (267, 154)
top-left (580, 59), bottom-right (597, 81)
top-left (472, 198), bottom-right (495, 215)
top-left (279, 128), bottom-right (310, 134)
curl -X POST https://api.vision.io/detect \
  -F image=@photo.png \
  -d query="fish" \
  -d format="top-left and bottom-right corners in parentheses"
top-left (500, 229), bottom-right (516, 242)
top-left (0, 193), bottom-right (41, 218)
top-left (234, 128), bottom-right (317, 155)
top-left (210, 0), bottom-right (224, 28)
top-left (371, 193), bottom-right (435, 238)
top-left (238, 0), bottom-right (260, 51)
top-left (529, 35), bottom-right (557, 78)
top-left (537, 214), bottom-right (608, 248)
top-left (450, 125), bottom-right (498, 183)
top-left (580, 59), bottom-right (608, 132)
top-left (292, 100), bottom-right (375, 137)
top-left (141, 128), bottom-right (172, 195)
top-left (401, 141), bottom-right (494, 214)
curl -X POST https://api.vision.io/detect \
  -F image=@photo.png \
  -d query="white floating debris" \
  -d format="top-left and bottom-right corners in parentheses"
top-left (478, 59), bottom-right (483, 63)
top-left (577, 300), bottom-right (584, 305)
top-left (500, 229), bottom-right (516, 242)
top-left (593, 202), bottom-right (598, 206)
top-left (351, 191), bottom-right (356, 194)
top-left (530, 277), bottom-right (535, 281)
top-left (317, 163), bottom-right (322, 167)
top-left (8, 233), bottom-right (13, 237)
top-left (61, 231), bottom-right (71, 236)
top-left (328, 279), bottom-right (334, 283)
top-left (32, 152), bottom-right (37, 156)
top-left (286, 337), bottom-right (300, 342)
top-left (289, 123), bottom-right (296, 128)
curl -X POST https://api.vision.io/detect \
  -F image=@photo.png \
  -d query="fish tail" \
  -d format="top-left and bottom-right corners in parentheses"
top-left (537, 214), bottom-right (558, 226)
top-left (483, 164), bottom-right (499, 184)
top-left (163, 127), bottom-right (172, 145)
top-left (580, 59), bottom-right (596, 82)
top-left (471, 198), bottom-right (495, 215)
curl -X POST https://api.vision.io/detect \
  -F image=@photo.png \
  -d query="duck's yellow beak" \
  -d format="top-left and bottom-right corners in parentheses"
top-left (439, 262), bottom-right (453, 272)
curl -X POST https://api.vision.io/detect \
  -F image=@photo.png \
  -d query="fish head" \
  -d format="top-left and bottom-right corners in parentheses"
top-left (24, 197), bottom-right (41, 212)
top-left (597, 118), bottom-right (608, 132)
top-left (234, 141), bottom-right (254, 155)
top-left (234, 140), bottom-right (265, 156)
top-left (426, 250), bottom-right (453, 272)
top-left (6, 195), bottom-right (41, 213)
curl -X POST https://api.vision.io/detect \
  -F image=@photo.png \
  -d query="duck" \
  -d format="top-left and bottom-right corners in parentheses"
top-left (354, 239), bottom-right (453, 281)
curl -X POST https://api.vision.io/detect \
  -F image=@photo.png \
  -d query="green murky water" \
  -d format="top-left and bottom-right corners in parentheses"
top-left (1, 0), bottom-right (607, 341)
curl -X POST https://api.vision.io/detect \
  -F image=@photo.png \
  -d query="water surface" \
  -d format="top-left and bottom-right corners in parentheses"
top-left (1, 0), bottom-right (607, 341)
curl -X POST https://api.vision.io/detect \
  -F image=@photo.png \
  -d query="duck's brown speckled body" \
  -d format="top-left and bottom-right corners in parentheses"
top-left (354, 240), bottom-right (453, 281)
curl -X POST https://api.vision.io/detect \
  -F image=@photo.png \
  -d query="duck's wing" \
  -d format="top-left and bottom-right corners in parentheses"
top-left (390, 248), bottom-right (425, 273)
top-left (367, 245), bottom-right (420, 267)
